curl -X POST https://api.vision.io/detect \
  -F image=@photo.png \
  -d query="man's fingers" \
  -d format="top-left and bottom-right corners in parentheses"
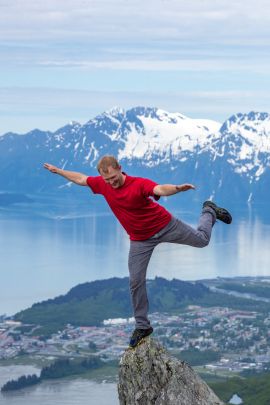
top-left (43, 163), bottom-right (57, 172)
top-left (182, 184), bottom-right (195, 190)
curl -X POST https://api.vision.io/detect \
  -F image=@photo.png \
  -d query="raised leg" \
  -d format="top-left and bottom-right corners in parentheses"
top-left (158, 208), bottom-right (216, 247)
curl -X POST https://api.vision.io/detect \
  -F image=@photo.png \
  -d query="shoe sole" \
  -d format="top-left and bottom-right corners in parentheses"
top-left (203, 201), bottom-right (232, 224)
top-left (216, 208), bottom-right (232, 224)
top-left (128, 329), bottom-right (153, 349)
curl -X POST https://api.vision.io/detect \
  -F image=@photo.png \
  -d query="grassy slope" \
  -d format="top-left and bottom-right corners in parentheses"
top-left (210, 373), bottom-right (270, 405)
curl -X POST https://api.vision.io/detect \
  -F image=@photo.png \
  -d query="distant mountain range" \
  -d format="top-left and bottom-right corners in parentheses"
top-left (0, 107), bottom-right (269, 205)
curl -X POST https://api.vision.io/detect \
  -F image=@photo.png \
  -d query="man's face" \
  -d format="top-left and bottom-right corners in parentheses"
top-left (100, 166), bottom-right (124, 189)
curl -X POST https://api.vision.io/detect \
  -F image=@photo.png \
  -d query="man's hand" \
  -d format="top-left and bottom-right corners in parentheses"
top-left (43, 163), bottom-right (88, 186)
top-left (153, 183), bottom-right (196, 196)
top-left (44, 163), bottom-right (59, 173)
top-left (176, 184), bottom-right (195, 192)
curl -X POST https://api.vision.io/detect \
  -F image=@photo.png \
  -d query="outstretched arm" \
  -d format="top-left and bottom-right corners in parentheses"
top-left (153, 183), bottom-right (195, 197)
top-left (43, 163), bottom-right (88, 186)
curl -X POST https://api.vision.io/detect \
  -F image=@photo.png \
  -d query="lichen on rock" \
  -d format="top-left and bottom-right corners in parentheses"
top-left (118, 337), bottom-right (224, 405)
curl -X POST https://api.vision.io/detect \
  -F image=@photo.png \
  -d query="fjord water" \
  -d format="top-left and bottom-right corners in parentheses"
top-left (1, 198), bottom-right (270, 404)
top-left (0, 366), bottom-right (118, 405)
top-left (1, 197), bottom-right (270, 316)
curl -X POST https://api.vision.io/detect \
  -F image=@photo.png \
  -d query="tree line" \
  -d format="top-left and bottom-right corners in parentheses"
top-left (1, 356), bottom-right (103, 392)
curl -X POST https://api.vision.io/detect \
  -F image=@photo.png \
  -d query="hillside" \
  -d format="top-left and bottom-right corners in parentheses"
top-left (14, 277), bottom-right (270, 336)
top-left (14, 277), bottom-right (208, 333)
top-left (210, 372), bottom-right (270, 405)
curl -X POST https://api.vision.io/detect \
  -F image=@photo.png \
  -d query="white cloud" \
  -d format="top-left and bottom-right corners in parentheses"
top-left (1, 0), bottom-right (270, 43)
top-left (35, 57), bottom-right (270, 74)
top-left (0, 0), bottom-right (269, 77)
top-left (0, 1), bottom-right (269, 134)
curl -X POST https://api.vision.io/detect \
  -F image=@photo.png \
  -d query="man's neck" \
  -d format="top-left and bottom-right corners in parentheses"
top-left (120, 172), bottom-right (126, 186)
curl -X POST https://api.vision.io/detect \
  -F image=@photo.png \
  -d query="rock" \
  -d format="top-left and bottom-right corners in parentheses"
top-left (118, 337), bottom-right (224, 405)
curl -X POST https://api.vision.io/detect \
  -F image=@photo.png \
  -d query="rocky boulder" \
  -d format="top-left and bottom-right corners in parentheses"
top-left (118, 337), bottom-right (224, 405)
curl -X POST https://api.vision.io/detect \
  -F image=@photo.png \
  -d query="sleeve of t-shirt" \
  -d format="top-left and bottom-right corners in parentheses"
top-left (86, 176), bottom-right (104, 194)
top-left (140, 178), bottom-right (161, 201)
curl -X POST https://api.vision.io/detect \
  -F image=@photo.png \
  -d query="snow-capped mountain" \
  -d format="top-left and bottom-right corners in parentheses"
top-left (0, 107), bottom-right (269, 205)
top-left (216, 112), bottom-right (270, 181)
top-left (117, 108), bottom-right (221, 163)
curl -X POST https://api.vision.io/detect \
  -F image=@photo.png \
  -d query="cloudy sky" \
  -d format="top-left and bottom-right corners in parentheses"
top-left (0, 0), bottom-right (270, 134)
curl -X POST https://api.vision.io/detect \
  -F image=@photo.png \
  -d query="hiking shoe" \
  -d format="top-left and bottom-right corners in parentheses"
top-left (203, 200), bottom-right (232, 224)
top-left (129, 327), bottom-right (153, 348)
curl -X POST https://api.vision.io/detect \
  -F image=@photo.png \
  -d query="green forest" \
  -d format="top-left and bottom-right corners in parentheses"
top-left (1, 357), bottom-right (108, 392)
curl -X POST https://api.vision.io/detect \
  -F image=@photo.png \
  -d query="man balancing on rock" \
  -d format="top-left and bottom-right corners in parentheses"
top-left (44, 155), bottom-right (232, 348)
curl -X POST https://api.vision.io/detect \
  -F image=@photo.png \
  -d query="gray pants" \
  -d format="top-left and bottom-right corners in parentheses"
top-left (128, 207), bottom-right (216, 329)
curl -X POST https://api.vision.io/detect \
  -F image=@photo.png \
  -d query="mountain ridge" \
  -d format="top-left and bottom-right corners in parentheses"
top-left (0, 106), bottom-right (269, 204)
top-left (14, 277), bottom-right (209, 334)
top-left (14, 276), bottom-right (270, 336)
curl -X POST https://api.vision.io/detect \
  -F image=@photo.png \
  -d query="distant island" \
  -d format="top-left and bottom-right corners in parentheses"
top-left (1, 357), bottom-right (106, 392)
top-left (1, 374), bottom-right (40, 392)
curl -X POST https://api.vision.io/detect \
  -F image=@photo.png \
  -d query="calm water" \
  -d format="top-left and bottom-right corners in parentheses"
top-left (1, 199), bottom-right (270, 404)
top-left (1, 199), bottom-right (270, 316)
top-left (0, 366), bottom-right (118, 405)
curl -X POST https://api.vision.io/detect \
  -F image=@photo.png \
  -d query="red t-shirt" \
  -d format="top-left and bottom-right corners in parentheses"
top-left (86, 174), bottom-right (172, 241)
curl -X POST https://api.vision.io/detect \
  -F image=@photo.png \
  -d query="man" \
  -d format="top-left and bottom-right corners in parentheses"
top-left (44, 155), bottom-right (232, 348)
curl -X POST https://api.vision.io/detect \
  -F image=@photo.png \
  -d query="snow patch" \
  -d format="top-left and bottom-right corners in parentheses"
top-left (118, 113), bottom-right (220, 162)
top-left (85, 142), bottom-right (99, 165)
